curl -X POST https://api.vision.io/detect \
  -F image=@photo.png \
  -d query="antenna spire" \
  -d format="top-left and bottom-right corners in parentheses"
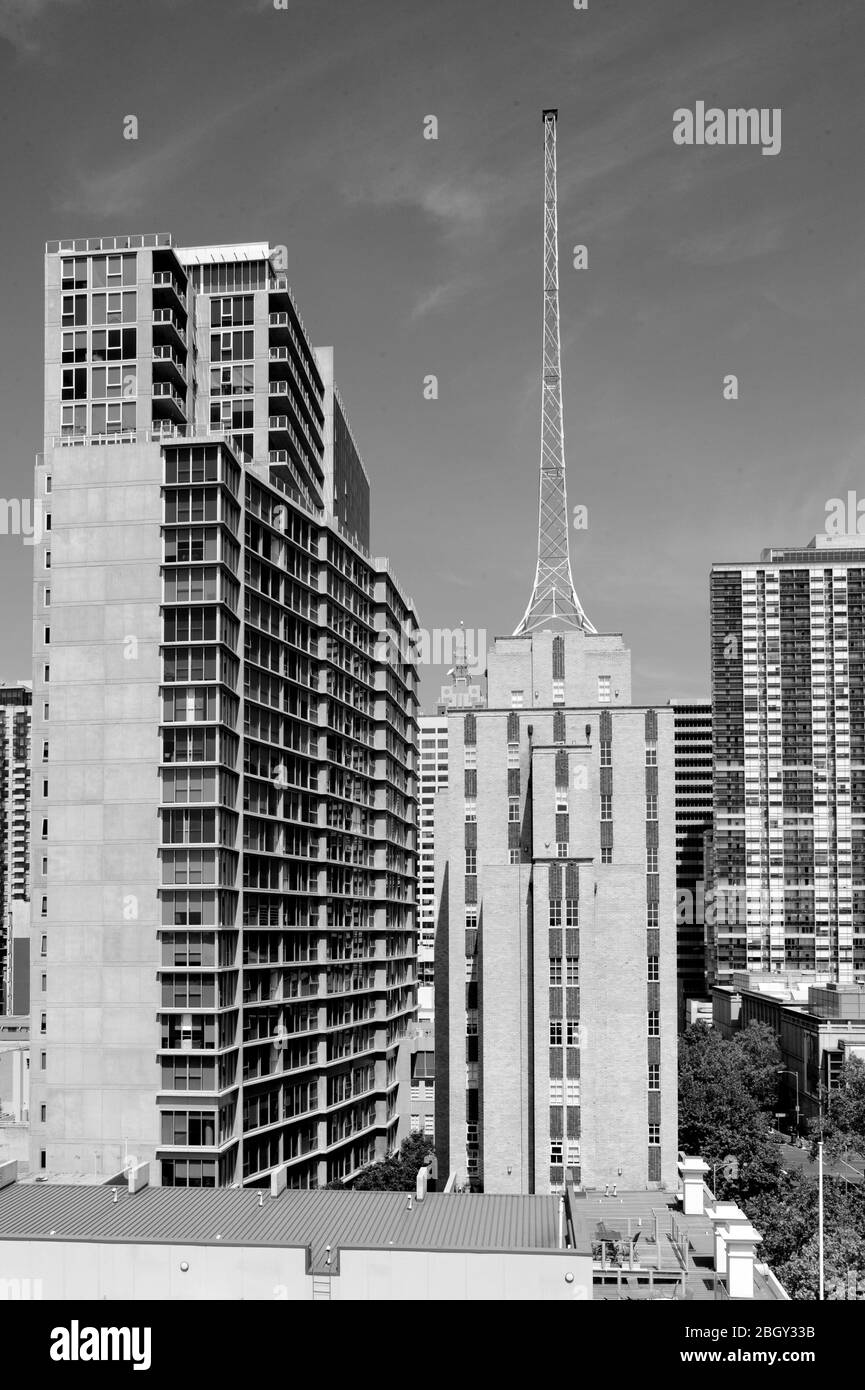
top-left (515, 110), bottom-right (596, 636)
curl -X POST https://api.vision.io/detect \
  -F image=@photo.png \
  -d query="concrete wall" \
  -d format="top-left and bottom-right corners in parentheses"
top-left (29, 442), bottom-right (164, 1177)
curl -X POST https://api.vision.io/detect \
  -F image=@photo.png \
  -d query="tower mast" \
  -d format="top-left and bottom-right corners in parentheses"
top-left (515, 110), bottom-right (596, 636)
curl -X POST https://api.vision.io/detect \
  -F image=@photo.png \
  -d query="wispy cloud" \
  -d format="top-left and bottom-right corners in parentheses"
top-left (0, 0), bottom-right (84, 56)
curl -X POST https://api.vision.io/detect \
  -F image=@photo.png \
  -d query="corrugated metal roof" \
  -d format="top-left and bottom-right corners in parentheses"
top-left (0, 1186), bottom-right (563, 1269)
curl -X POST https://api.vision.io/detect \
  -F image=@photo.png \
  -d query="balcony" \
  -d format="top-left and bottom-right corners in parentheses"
top-left (152, 344), bottom-right (187, 391)
top-left (152, 308), bottom-right (187, 347)
top-left (151, 381), bottom-right (187, 422)
top-left (152, 271), bottom-right (188, 312)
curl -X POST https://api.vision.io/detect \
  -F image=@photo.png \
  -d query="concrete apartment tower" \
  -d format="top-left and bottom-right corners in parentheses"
top-left (30, 235), bottom-right (418, 1186)
top-left (668, 698), bottom-right (713, 1023)
top-left (434, 632), bottom-right (677, 1193)
top-left (709, 533), bottom-right (865, 989)
top-left (0, 684), bottom-right (32, 1017)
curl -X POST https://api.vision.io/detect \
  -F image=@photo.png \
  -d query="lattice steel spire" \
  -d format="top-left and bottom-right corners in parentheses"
top-left (515, 110), bottom-right (596, 637)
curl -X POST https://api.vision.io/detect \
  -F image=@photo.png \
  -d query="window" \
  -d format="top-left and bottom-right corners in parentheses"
top-left (565, 898), bottom-right (578, 927)
top-left (647, 847), bottom-right (658, 873)
top-left (507, 742), bottom-right (520, 768)
top-left (566, 1077), bottom-right (580, 1105)
top-left (646, 794), bottom-right (658, 819)
top-left (508, 798), bottom-right (520, 822)
top-left (41, 818), bottom-right (48, 839)
top-left (647, 903), bottom-right (659, 929)
top-left (510, 690), bottom-right (524, 708)
top-left (557, 842), bottom-right (568, 858)
top-left (40, 1104), bottom-right (46, 1123)
top-left (40, 1051), bottom-right (47, 1070)
top-left (649, 1123), bottom-right (660, 1146)
top-left (552, 678), bottom-right (565, 705)
top-left (601, 846), bottom-right (612, 864)
top-left (550, 959), bottom-right (562, 986)
top-left (600, 741), bottom-right (611, 767)
top-left (566, 1020), bottom-right (580, 1046)
top-left (464, 747), bottom-right (477, 770)
top-left (42, 741), bottom-right (49, 761)
top-left (550, 1020), bottom-right (563, 1046)
top-left (423, 1115), bottom-right (434, 1137)
top-left (648, 1011), bottom-right (660, 1037)
top-left (40, 1013), bottom-right (47, 1034)
top-left (44, 587), bottom-right (51, 606)
top-left (550, 1078), bottom-right (564, 1104)
top-left (647, 955), bottom-right (659, 982)
top-left (41, 973), bottom-right (47, 992)
top-left (465, 849), bottom-right (477, 874)
top-left (41, 857), bottom-right (48, 875)
top-left (597, 675), bottom-right (611, 703)
top-left (648, 1063), bottom-right (660, 1090)
top-left (43, 665), bottom-right (50, 683)
top-left (600, 794), bottom-right (612, 820)
top-left (466, 1010), bottom-right (478, 1036)
top-left (645, 743), bottom-right (657, 766)
top-left (509, 849), bottom-right (520, 864)
top-left (555, 794), bottom-right (568, 814)
top-left (550, 1140), bottom-right (564, 1164)
top-left (45, 550), bottom-right (51, 569)
top-left (43, 703), bottom-right (49, 720)
top-left (40, 1150), bottom-right (46, 1170)
top-left (464, 799), bottom-right (476, 822)
top-left (549, 901), bottom-right (562, 927)
top-left (566, 957), bottom-right (579, 985)
top-left (40, 934), bottom-right (47, 956)
top-left (410, 1114), bottom-right (421, 1133)
top-left (465, 910), bottom-right (478, 932)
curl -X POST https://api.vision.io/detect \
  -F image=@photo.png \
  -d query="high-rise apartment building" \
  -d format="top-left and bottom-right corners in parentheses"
top-left (709, 534), bottom-right (865, 989)
top-left (30, 234), bottom-right (418, 1187)
top-left (0, 684), bottom-right (32, 1016)
top-left (418, 716), bottom-right (449, 988)
top-left (435, 630), bottom-right (677, 1194)
top-left (669, 698), bottom-right (713, 1021)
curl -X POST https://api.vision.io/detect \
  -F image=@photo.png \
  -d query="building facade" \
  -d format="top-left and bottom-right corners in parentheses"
top-left (669, 699), bottom-right (712, 1022)
top-left (435, 629), bottom-right (677, 1195)
top-left (709, 534), bottom-right (865, 988)
top-left (0, 685), bottom-right (31, 1017)
top-left (418, 716), bottom-right (448, 988)
top-left (30, 234), bottom-right (418, 1188)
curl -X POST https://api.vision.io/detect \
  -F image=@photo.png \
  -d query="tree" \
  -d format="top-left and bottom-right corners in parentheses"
top-left (678, 1022), bottom-right (782, 1201)
top-left (332, 1133), bottom-right (436, 1193)
top-left (808, 1056), bottom-right (865, 1161)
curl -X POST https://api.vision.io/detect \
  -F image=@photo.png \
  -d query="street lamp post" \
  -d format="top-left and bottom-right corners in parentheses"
top-left (776, 1067), bottom-right (801, 1139)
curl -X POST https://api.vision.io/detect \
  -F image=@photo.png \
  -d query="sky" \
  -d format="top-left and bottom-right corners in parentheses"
top-left (0, 0), bottom-right (863, 710)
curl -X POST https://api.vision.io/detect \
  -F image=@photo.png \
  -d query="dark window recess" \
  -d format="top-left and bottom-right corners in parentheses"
top-left (566, 1107), bottom-right (580, 1138)
top-left (647, 875), bottom-right (660, 903)
top-left (646, 821), bottom-right (659, 849)
top-left (645, 765), bottom-right (658, 796)
top-left (549, 928), bottom-right (563, 958)
top-left (550, 1106), bottom-right (564, 1139)
top-left (466, 1035), bottom-right (479, 1062)
top-left (465, 875), bottom-right (477, 903)
top-left (646, 929), bottom-right (660, 955)
top-left (464, 769), bottom-right (477, 798)
top-left (507, 712), bottom-right (520, 742)
top-left (466, 982), bottom-right (478, 1009)
top-left (564, 928), bottom-right (579, 957)
top-left (552, 634), bottom-right (565, 680)
top-left (549, 988), bottom-right (563, 1018)
top-left (555, 749), bottom-right (569, 784)
top-left (464, 712), bottom-right (477, 745)
top-left (549, 1049), bottom-right (563, 1078)
top-left (548, 863), bottom-right (562, 900)
top-left (565, 863), bottom-right (579, 899)
top-left (647, 982), bottom-right (660, 1011)
top-left (566, 987), bottom-right (580, 1016)
top-left (566, 1047), bottom-right (580, 1077)
top-left (648, 1147), bottom-right (662, 1183)
top-left (553, 711), bottom-right (566, 744)
top-left (648, 1091), bottom-right (662, 1124)
top-left (467, 1089), bottom-right (479, 1121)
top-left (465, 929), bottom-right (478, 957)
top-left (507, 768), bottom-right (520, 797)
top-left (600, 766), bottom-right (613, 797)
top-left (647, 1037), bottom-right (661, 1065)
top-left (464, 821), bottom-right (477, 849)
top-left (599, 710), bottom-right (612, 741)
top-left (600, 822), bottom-right (613, 849)
top-left (556, 814), bottom-right (569, 842)
top-left (645, 709), bottom-right (658, 741)
top-left (508, 822), bottom-right (521, 849)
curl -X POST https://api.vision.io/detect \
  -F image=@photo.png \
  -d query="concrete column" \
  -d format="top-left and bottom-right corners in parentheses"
top-left (708, 1202), bottom-right (748, 1276)
top-left (678, 1154), bottom-right (710, 1214)
top-left (723, 1223), bottom-right (762, 1299)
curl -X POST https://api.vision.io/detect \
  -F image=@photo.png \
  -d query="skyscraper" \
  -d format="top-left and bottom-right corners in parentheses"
top-left (0, 683), bottom-right (32, 1017)
top-left (435, 632), bottom-right (677, 1193)
top-left (709, 533), bottom-right (865, 988)
top-left (30, 235), bottom-right (418, 1187)
top-left (418, 715), bottom-right (449, 989)
top-left (669, 698), bottom-right (713, 1021)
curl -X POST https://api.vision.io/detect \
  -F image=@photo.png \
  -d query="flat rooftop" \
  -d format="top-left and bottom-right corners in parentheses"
top-left (0, 1184), bottom-right (567, 1267)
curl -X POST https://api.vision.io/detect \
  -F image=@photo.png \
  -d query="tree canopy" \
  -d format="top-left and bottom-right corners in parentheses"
top-left (326, 1133), bottom-right (436, 1193)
